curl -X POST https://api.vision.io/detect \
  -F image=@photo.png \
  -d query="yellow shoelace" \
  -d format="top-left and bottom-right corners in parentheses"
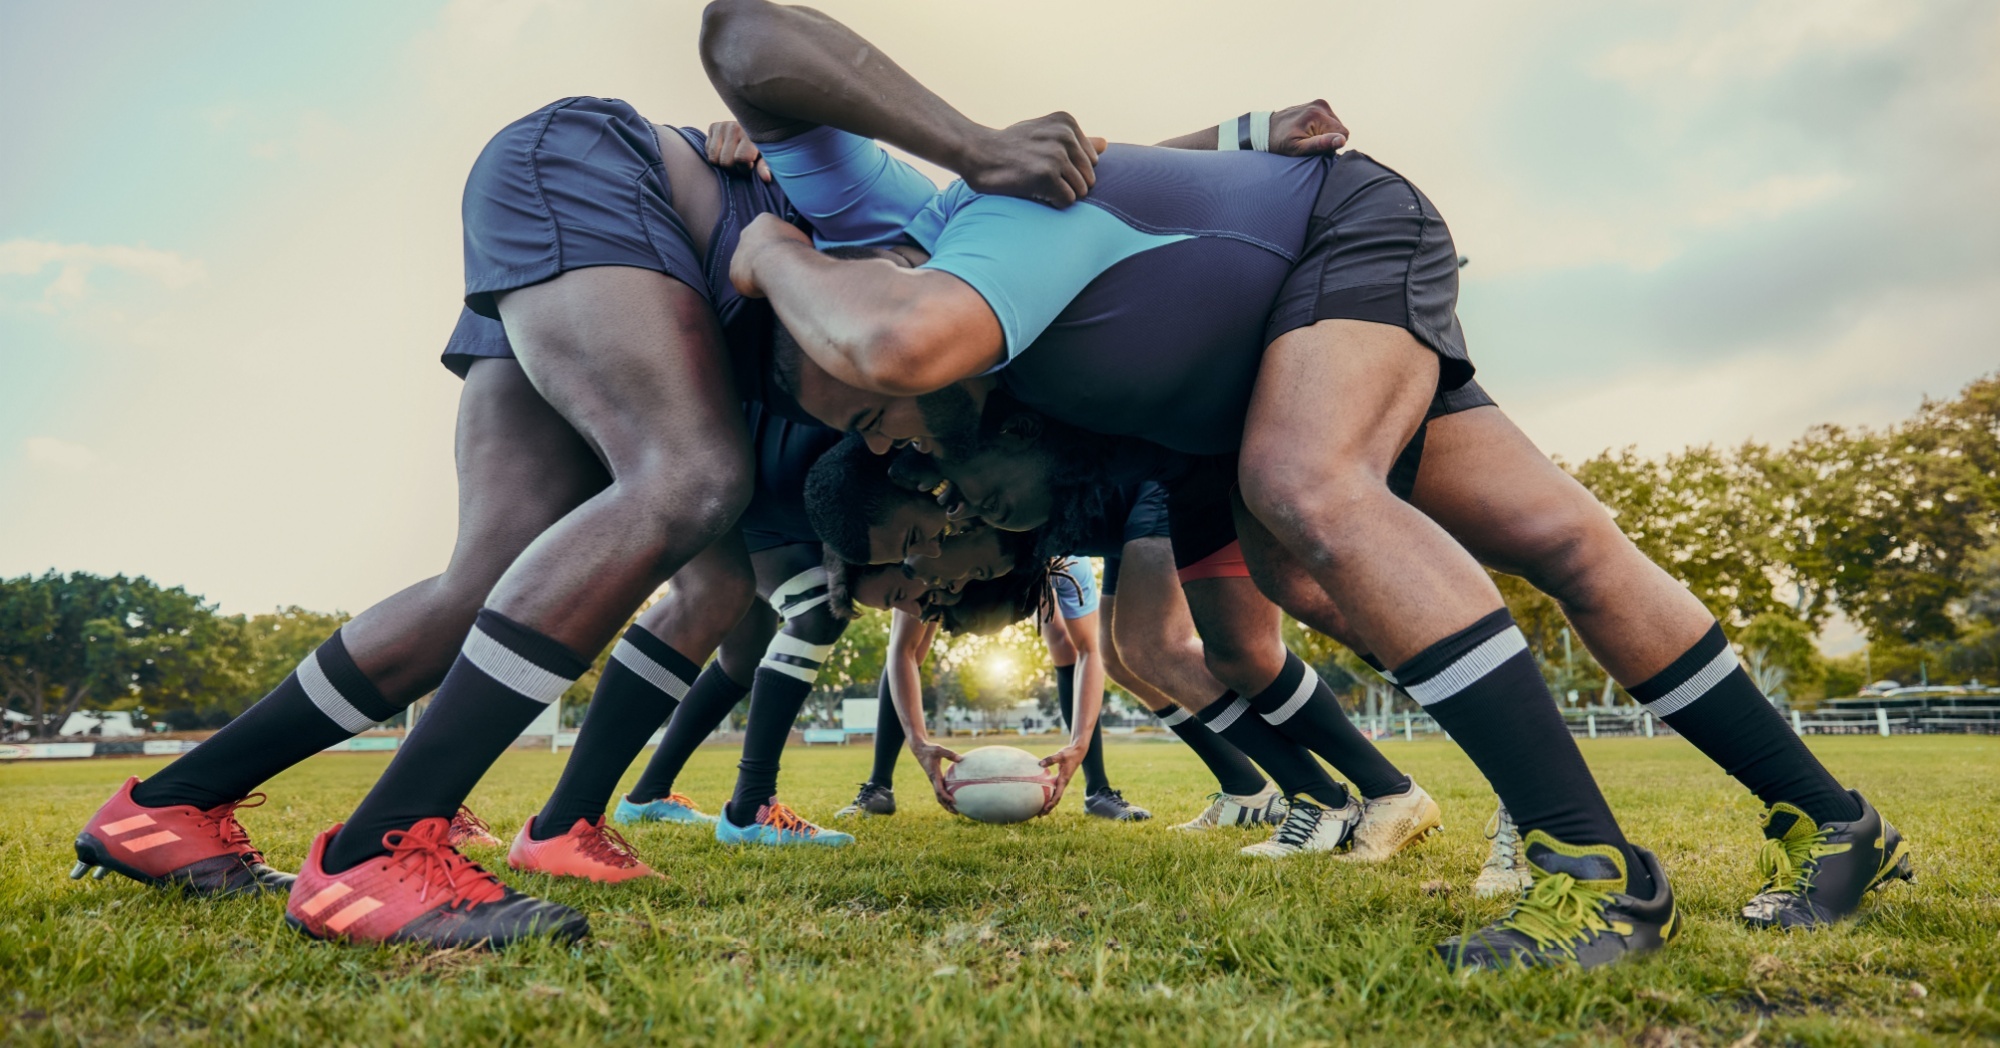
top-left (1756, 819), bottom-right (1840, 895)
top-left (1499, 872), bottom-right (1617, 954)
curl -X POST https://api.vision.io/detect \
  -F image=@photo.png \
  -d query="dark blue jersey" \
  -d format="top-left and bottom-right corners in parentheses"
top-left (762, 129), bottom-right (1327, 454)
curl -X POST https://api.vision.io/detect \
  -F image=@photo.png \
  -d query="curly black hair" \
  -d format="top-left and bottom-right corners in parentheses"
top-left (803, 433), bottom-right (912, 564)
top-left (934, 555), bottom-right (1057, 635)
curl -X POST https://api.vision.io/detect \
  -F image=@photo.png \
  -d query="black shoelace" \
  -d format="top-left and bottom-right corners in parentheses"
top-left (1272, 800), bottom-right (1324, 848)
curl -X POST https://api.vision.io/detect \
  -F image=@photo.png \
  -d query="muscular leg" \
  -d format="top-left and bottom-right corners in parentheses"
top-left (1240, 320), bottom-right (1643, 887)
top-left (1101, 591), bottom-right (1267, 799)
top-left (629, 598), bottom-right (773, 804)
top-left (135, 359), bottom-right (607, 810)
top-left (325, 268), bottom-right (752, 871)
top-left (725, 542), bottom-right (850, 824)
top-left (1113, 539), bottom-right (1346, 807)
top-left (1412, 406), bottom-right (1858, 824)
top-left (534, 530), bottom-right (756, 835)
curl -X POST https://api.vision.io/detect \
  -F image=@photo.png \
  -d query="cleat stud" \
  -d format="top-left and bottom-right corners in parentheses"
top-left (91, 866), bottom-right (110, 879)
top-left (69, 861), bottom-right (91, 880)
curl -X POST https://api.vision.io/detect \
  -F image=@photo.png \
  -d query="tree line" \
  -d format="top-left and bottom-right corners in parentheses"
top-left (4, 375), bottom-right (1993, 736)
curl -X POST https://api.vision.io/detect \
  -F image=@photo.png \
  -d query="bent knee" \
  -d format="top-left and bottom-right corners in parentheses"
top-left (1239, 461), bottom-right (1383, 554)
top-left (780, 605), bottom-right (847, 647)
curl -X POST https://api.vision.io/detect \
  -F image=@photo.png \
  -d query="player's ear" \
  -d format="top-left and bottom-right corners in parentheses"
top-left (997, 411), bottom-right (1043, 446)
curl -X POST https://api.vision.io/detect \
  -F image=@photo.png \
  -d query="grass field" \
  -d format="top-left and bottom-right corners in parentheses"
top-left (3, 735), bottom-right (1996, 1046)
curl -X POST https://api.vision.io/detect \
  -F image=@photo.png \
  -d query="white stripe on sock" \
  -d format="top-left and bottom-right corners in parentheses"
top-left (1641, 645), bottom-right (1739, 719)
top-left (1156, 707), bottom-right (1192, 728)
top-left (1403, 627), bottom-right (1529, 707)
top-left (760, 633), bottom-right (835, 684)
top-left (611, 639), bottom-right (692, 700)
top-left (1261, 669), bottom-right (1316, 725)
top-left (1205, 696), bottom-right (1251, 732)
top-left (296, 650), bottom-right (375, 733)
top-left (461, 626), bottom-right (574, 704)
top-left (769, 566), bottom-right (832, 622)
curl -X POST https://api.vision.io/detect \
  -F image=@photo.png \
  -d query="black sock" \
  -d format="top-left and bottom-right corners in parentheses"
top-left (1055, 664), bottom-right (1111, 795)
top-left (533, 626), bottom-right (700, 839)
top-left (1153, 705), bottom-right (1266, 796)
top-left (1358, 652), bottom-right (1389, 676)
top-left (867, 675), bottom-right (904, 788)
top-left (1631, 622), bottom-right (1859, 824)
top-left (1395, 608), bottom-right (1652, 896)
top-left (135, 629), bottom-right (404, 810)
top-left (629, 661), bottom-right (750, 803)
top-left (1245, 652), bottom-right (1411, 799)
top-left (1195, 693), bottom-right (1348, 808)
top-left (324, 609), bottom-right (586, 873)
top-left (724, 630), bottom-right (835, 826)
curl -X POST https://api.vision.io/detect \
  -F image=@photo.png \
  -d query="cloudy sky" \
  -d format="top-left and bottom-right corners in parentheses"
top-left (3, 0), bottom-right (1995, 616)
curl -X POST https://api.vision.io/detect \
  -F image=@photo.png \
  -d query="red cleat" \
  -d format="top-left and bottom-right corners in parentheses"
top-left (446, 805), bottom-right (504, 848)
top-left (286, 818), bottom-right (588, 949)
top-left (72, 777), bottom-right (293, 896)
top-left (507, 816), bottom-right (662, 884)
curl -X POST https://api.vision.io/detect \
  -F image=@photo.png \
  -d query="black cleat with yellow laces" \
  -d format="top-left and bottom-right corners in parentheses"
top-left (1740, 790), bottom-right (1912, 930)
top-left (1437, 831), bottom-right (1678, 971)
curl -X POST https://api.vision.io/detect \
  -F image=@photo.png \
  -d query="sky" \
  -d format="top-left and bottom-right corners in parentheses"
top-left (3, 0), bottom-right (1996, 616)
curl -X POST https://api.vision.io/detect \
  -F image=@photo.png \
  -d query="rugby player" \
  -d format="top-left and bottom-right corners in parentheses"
top-left (699, 0), bottom-right (1910, 968)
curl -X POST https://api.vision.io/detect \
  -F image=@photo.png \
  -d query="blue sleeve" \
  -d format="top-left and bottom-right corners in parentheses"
top-left (757, 126), bottom-right (941, 248)
top-left (901, 190), bottom-right (1189, 357)
top-left (1053, 558), bottom-right (1101, 620)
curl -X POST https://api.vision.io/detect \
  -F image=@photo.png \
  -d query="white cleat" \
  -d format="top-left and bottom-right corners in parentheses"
top-left (1241, 794), bottom-right (1362, 859)
top-left (1472, 803), bottom-right (1535, 898)
top-left (1173, 786), bottom-right (1286, 831)
top-left (1337, 780), bottom-right (1443, 863)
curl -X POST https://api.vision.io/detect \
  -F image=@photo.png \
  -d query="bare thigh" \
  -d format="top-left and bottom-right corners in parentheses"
top-left (342, 358), bottom-right (608, 696)
top-left (490, 267), bottom-right (754, 653)
top-left (1411, 406), bottom-right (1711, 680)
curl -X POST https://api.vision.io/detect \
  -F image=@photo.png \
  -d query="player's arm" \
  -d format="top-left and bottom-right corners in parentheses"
top-left (700, 0), bottom-right (1101, 205)
top-left (889, 610), bottom-right (960, 812)
top-left (1043, 607), bottom-right (1105, 813)
top-left (733, 216), bottom-right (1001, 395)
top-left (1153, 101), bottom-right (1350, 154)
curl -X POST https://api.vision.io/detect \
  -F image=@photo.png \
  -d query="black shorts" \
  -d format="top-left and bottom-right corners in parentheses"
top-left (739, 402), bottom-right (842, 553)
top-left (1099, 482), bottom-right (1172, 597)
top-left (1164, 380), bottom-right (1495, 571)
top-left (1264, 151), bottom-right (1473, 394)
top-left (460, 97), bottom-right (705, 320)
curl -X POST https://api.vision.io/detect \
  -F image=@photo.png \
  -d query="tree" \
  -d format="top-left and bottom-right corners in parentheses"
top-left (0, 571), bottom-right (256, 737)
top-left (1737, 612), bottom-right (1823, 707)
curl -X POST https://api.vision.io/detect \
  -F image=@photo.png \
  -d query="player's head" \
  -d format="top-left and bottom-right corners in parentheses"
top-left (931, 559), bottom-right (1056, 635)
top-left (824, 547), bottom-right (935, 619)
top-left (804, 435), bottom-right (952, 564)
top-left (769, 244), bottom-right (985, 455)
top-left (904, 523), bottom-right (1036, 593)
top-left (892, 391), bottom-right (1106, 534)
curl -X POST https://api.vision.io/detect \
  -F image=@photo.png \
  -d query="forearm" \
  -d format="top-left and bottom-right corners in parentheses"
top-left (751, 238), bottom-right (999, 395)
top-left (701, 0), bottom-right (981, 165)
top-left (888, 612), bottom-right (933, 743)
top-left (1070, 650), bottom-right (1105, 748)
top-left (1154, 126), bottom-right (1222, 150)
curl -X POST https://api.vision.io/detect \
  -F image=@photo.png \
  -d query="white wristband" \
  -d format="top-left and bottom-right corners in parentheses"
top-left (1217, 112), bottom-right (1273, 152)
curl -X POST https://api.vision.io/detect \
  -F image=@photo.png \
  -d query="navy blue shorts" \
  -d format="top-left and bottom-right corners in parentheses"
top-left (1265, 151), bottom-right (1474, 394)
top-left (1100, 482), bottom-right (1172, 597)
top-left (461, 96), bottom-right (705, 320)
top-left (1164, 381), bottom-right (1495, 571)
top-left (739, 401), bottom-right (842, 553)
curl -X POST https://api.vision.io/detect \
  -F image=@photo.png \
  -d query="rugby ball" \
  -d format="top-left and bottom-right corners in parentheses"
top-left (944, 746), bottom-right (1054, 824)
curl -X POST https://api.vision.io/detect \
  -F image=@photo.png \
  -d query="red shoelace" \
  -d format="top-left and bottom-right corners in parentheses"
top-left (576, 823), bottom-right (646, 868)
top-left (760, 802), bottom-right (817, 836)
top-left (447, 805), bottom-right (498, 845)
top-left (381, 820), bottom-right (506, 908)
top-left (202, 793), bottom-right (268, 863)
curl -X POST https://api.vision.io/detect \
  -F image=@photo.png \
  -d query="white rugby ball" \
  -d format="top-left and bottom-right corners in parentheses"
top-left (945, 746), bottom-right (1054, 824)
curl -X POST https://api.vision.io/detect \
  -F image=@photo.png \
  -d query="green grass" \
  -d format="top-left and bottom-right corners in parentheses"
top-left (2, 736), bottom-right (1996, 1046)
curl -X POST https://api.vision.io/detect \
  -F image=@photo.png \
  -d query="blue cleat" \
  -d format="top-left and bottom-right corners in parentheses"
top-left (613, 792), bottom-right (719, 826)
top-left (715, 800), bottom-right (853, 847)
